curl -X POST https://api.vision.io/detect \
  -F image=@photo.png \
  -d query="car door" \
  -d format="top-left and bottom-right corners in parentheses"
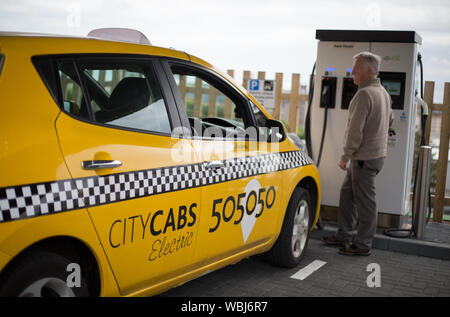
top-left (163, 60), bottom-right (282, 265)
top-left (50, 55), bottom-right (202, 295)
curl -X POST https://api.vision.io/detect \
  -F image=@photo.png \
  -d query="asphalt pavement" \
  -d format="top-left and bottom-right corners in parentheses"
top-left (160, 234), bottom-right (450, 297)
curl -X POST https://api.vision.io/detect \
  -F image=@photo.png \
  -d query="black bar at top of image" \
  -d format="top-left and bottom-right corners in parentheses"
top-left (315, 29), bottom-right (422, 44)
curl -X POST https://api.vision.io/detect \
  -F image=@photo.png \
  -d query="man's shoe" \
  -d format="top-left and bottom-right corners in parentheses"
top-left (321, 235), bottom-right (347, 247)
top-left (338, 244), bottom-right (372, 256)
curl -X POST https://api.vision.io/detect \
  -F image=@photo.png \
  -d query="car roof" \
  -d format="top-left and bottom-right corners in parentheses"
top-left (0, 30), bottom-right (196, 65)
top-left (0, 31), bottom-right (84, 38)
top-left (0, 30), bottom-right (267, 117)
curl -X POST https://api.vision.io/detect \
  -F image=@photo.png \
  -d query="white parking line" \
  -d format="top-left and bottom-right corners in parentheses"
top-left (290, 260), bottom-right (327, 280)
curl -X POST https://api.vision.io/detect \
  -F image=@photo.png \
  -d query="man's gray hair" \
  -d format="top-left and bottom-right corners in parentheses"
top-left (354, 51), bottom-right (381, 75)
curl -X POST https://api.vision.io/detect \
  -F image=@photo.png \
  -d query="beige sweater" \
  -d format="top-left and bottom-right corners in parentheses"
top-left (341, 78), bottom-right (393, 163)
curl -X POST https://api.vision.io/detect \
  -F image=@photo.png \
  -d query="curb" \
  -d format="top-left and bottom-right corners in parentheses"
top-left (311, 225), bottom-right (450, 260)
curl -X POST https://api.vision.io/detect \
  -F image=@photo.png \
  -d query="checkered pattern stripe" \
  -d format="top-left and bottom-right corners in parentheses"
top-left (74, 164), bottom-right (202, 209)
top-left (202, 151), bottom-right (312, 185)
top-left (0, 179), bottom-right (84, 223)
top-left (0, 150), bottom-right (312, 223)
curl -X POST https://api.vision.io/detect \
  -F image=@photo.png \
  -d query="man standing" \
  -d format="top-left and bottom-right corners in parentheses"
top-left (322, 52), bottom-right (393, 256)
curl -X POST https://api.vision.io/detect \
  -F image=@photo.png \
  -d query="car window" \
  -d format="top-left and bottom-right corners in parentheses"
top-left (57, 60), bottom-right (90, 120)
top-left (250, 100), bottom-right (268, 128)
top-left (169, 64), bottom-right (251, 139)
top-left (57, 59), bottom-right (172, 135)
top-left (173, 74), bottom-right (243, 124)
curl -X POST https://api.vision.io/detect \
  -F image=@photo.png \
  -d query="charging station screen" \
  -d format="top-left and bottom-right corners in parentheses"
top-left (379, 72), bottom-right (406, 110)
top-left (382, 80), bottom-right (402, 96)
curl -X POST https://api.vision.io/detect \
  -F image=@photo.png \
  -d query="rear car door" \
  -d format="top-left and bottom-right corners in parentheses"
top-left (34, 55), bottom-right (202, 295)
top-left (163, 60), bottom-right (283, 265)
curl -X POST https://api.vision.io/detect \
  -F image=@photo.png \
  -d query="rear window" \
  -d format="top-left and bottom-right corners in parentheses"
top-left (0, 54), bottom-right (5, 78)
top-left (33, 55), bottom-right (172, 135)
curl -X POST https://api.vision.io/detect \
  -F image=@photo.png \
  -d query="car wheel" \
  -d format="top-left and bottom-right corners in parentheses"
top-left (266, 187), bottom-right (313, 268)
top-left (0, 250), bottom-right (89, 297)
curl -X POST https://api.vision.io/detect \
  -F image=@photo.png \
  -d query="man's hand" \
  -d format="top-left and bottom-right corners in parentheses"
top-left (338, 159), bottom-right (348, 171)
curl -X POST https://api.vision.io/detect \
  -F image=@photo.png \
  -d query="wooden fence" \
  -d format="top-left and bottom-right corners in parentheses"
top-left (423, 81), bottom-right (450, 222)
top-left (236, 70), bottom-right (309, 132)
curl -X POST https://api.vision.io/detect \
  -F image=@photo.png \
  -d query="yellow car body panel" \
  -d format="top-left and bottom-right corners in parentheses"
top-left (0, 210), bottom-right (120, 296)
top-left (0, 33), bottom-right (320, 297)
top-left (0, 251), bottom-right (11, 275)
top-left (55, 111), bottom-right (202, 295)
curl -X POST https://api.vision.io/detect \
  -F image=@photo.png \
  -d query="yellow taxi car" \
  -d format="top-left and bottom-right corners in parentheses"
top-left (0, 29), bottom-right (320, 297)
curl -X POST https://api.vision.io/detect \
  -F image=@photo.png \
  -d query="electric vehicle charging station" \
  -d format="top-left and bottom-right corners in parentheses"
top-left (306, 30), bottom-right (423, 225)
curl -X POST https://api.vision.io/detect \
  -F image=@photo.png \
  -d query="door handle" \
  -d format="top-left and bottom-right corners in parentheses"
top-left (82, 160), bottom-right (122, 170)
top-left (204, 160), bottom-right (224, 170)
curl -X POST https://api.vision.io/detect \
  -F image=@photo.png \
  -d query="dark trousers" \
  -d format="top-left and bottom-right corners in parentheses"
top-left (336, 158), bottom-right (385, 250)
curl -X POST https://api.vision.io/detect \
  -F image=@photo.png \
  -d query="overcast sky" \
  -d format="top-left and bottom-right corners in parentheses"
top-left (0, 0), bottom-right (449, 101)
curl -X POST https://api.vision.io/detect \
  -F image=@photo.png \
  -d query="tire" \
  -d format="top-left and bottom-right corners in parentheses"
top-left (0, 250), bottom-right (89, 297)
top-left (266, 187), bottom-right (313, 268)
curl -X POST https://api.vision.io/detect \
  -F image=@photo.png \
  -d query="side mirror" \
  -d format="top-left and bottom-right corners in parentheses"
top-left (265, 119), bottom-right (286, 143)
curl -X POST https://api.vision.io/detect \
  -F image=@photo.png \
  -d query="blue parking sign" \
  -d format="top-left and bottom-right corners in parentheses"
top-left (249, 79), bottom-right (259, 91)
